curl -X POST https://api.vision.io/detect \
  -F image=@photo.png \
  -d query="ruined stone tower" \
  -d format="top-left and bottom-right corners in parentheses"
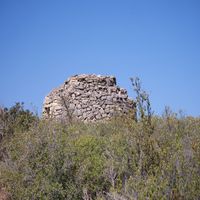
top-left (43, 74), bottom-right (135, 122)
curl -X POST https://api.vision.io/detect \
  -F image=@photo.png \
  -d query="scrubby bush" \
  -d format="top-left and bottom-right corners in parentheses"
top-left (0, 102), bottom-right (38, 171)
top-left (0, 115), bottom-right (200, 200)
top-left (0, 102), bottom-right (38, 140)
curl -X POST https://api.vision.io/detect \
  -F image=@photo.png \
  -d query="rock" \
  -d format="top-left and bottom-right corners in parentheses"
top-left (71, 94), bottom-right (76, 99)
top-left (101, 96), bottom-right (107, 100)
top-left (100, 108), bottom-right (104, 114)
top-left (86, 107), bottom-right (91, 111)
top-left (105, 100), bottom-right (113, 105)
top-left (107, 96), bottom-right (113, 101)
top-left (69, 104), bottom-right (75, 110)
top-left (76, 109), bottom-right (82, 116)
top-left (96, 114), bottom-right (102, 119)
top-left (82, 99), bottom-right (88, 104)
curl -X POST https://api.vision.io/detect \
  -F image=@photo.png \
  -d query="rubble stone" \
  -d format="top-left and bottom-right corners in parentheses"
top-left (42, 74), bottom-right (135, 121)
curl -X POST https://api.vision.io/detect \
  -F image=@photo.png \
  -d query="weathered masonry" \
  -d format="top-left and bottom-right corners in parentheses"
top-left (43, 74), bottom-right (135, 122)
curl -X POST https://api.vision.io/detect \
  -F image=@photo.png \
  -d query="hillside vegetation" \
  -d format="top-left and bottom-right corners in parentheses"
top-left (0, 79), bottom-right (200, 200)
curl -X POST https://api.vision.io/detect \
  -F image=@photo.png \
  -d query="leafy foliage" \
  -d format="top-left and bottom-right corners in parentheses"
top-left (0, 115), bottom-right (200, 200)
top-left (0, 102), bottom-right (38, 139)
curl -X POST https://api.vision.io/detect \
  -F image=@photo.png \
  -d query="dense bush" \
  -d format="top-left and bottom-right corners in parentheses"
top-left (0, 114), bottom-right (200, 200)
top-left (0, 102), bottom-right (38, 140)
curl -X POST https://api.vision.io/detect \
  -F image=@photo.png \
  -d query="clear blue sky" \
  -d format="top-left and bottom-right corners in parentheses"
top-left (0, 0), bottom-right (200, 116)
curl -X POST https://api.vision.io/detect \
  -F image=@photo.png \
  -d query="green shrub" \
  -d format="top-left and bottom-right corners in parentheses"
top-left (0, 102), bottom-right (38, 139)
top-left (0, 115), bottom-right (200, 199)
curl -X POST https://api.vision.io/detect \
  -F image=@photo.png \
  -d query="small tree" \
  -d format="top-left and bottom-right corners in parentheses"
top-left (60, 95), bottom-right (75, 124)
top-left (0, 102), bottom-right (37, 139)
top-left (130, 77), bottom-right (152, 127)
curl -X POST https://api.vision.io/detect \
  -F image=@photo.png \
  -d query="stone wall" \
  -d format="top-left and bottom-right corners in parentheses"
top-left (43, 74), bottom-right (135, 122)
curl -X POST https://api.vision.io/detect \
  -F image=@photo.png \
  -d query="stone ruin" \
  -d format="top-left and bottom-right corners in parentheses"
top-left (43, 74), bottom-right (135, 122)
